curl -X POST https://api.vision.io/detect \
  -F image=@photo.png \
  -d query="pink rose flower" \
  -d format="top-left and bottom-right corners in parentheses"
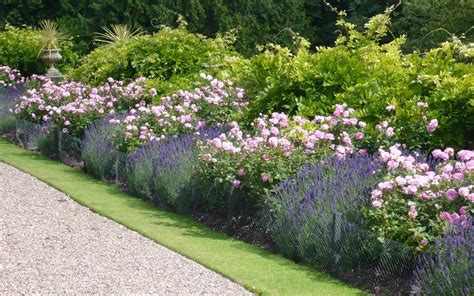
top-left (395, 176), bottom-right (407, 186)
top-left (355, 132), bottom-right (364, 141)
top-left (440, 211), bottom-right (451, 222)
top-left (445, 189), bottom-right (457, 201)
top-left (387, 160), bottom-right (399, 170)
top-left (468, 193), bottom-right (474, 203)
top-left (426, 119), bottom-right (438, 133)
top-left (232, 179), bottom-right (241, 188)
top-left (458, 187), bottom-right (469, 197)
top-left (404, 185), bottom-right (417, 195)
top-left (408, 205), bottom-right (418, 219)
top-left (372, 200), bottom-right (382, 208)
top-left (371, 189), bottom-right (383, 199)
top-left (385, 127), bottom-right (395, 138)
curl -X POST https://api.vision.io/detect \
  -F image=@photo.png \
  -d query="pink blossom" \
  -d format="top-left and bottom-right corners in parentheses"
top-left (457, 150), bottom-right (473, 161)
top-left (372, 200), bottom-right (382, 208)
top-left (378, 181), bottom-right (393, 191)
top-left (387, 160), bottom-right (399, 170)
top-left (268, 137), bottom-right (279, 147)
top-left (443, 164), bottom-right (454, 174)
top-left (468, 193), bottom-right (474, 203)
top-left (232, 179), bottom-right (241, 188)
top-left (371, 189), bottom-right (383, 199)
top-left (440, 211), bottom-right (451, 222)
top-left (385, 127), bottom-right (395, 138)
top-left (355, 132), bottom-right (364, 141)
top-left (395, 176), bottom-right (407, 186)
top-left (432, 149), bottom-right (449, 160)
top-left (261, 175), bottom-right (270, 182)
top-left (445, 189), bottom-right (458, 200)
top-left (408, 205), bottom-right (418, 219)
top-left (466, 160), bottom-right (474, 170)
top-left (444, 148), bottom-right (454, 157)
top-left (426, 119), bottom-right (438, 133)
top-left (238, 168), bottom-right (246, 176)
top-left (404, 185), bottom-right (417, 195)
top-left (458, 187), bottom-right (469, 197)
top-left (385, 105), bottom-right (396, 111)
top-left (359, 149), bottom-right (367, 156)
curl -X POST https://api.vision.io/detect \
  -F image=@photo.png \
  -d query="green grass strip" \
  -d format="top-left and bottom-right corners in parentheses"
top-left (0, 140), bottom-right (367, 296)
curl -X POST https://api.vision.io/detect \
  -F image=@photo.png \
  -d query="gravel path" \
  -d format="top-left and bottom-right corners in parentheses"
top-left (0, 162), bottom-right (251, 295)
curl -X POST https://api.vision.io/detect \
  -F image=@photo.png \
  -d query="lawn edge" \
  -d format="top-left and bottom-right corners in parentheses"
top-left (0, 139), bottom-right (367, 296)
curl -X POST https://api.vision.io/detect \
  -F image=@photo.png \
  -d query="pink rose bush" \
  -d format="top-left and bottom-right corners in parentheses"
top-left (0, 65), bottom-right (24, 88)
top-left (109, 74), bottom-right (248, 153)
top-left (367, 101), bottom-right (441, 151)
top-left (12, 75), bottom-right (153, 138)
top-left (198, 103), bottom-right (368, 208)
top-left (366, 145), bottom-right (473, 251)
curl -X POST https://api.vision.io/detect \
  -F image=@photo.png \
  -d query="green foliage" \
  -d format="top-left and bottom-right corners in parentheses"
top-left (392, 0), bottom-right (474, 52)
top-left (231, 10), bottom-right (474, 150)
top-left (0, 0), bottom-right (395, 57)
top-left (70, 25), bottom-right (240, 91)
top-left (0, 24), bottom-right (79, 76)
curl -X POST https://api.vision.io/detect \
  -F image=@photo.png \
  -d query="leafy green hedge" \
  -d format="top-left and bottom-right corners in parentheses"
top-left (69, 25), bottom-right (240, 92)
top-left (230, 14), bottom-right (474, 150)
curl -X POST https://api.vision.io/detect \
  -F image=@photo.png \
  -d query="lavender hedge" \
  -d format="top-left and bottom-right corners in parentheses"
top-left (263, 156), bottom-right (415, 287)
top-left (0, 84), bottom-right (23, 134)
top-left (126, 128), bottom-right (223, 212)
top-left (82, 117), bottom-right (125, 182)
top-left (412, 220), bottom-right (473, 295)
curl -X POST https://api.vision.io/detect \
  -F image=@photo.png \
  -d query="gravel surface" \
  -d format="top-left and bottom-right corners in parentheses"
top-left (0, 162), bottom-right (251, 295)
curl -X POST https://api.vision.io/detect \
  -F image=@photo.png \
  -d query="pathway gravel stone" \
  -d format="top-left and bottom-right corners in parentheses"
top-left (0, 162), bottom-right (251, 295)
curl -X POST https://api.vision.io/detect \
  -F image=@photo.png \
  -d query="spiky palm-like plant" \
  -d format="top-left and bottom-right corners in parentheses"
top-left (37, 20), bottom-right (67, 54)
top-left (94, 24), bottom-right (143, 45)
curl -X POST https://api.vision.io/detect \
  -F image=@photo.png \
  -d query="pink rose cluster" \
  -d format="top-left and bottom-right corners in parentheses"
top-left (12, 75), bottom-right (152, 136)
top-left (109, 75), bottom-right (248, 151)
top-left (200, 103), bottom-right (368, 188)
top-left (0, 65), bottom-right (24, 88)
top-left (376, 120), bottom-right (395, 139)
top-left (371, 144), bottom-right (473, 226)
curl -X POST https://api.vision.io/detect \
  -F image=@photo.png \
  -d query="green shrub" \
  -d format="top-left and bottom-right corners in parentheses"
top-left (0, 23), bottom-right (79, 76)
top-left (69, 24), bottom-right (240, 93)
top-left (231, 10), bottom-right (474, 150)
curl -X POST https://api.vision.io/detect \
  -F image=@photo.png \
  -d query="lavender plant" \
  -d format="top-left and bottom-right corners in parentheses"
top-left (0, 84), bottom-right (23, 134)
top-left (412, 219), bottom-right (473, 295)
top-left (264, 156), bottom-right (415, 279)
top-left (150, 134), bottom-right (197, 211)
top-left (125, 128), bottom-right (223, 212)
top-left (82, 117), bottom-right (124, 181)
top-left (125, 140), bottom-right (162, 200)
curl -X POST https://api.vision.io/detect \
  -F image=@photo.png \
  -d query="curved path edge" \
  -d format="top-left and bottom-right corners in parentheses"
top-left (0, 140), bottom-right (365, 296)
